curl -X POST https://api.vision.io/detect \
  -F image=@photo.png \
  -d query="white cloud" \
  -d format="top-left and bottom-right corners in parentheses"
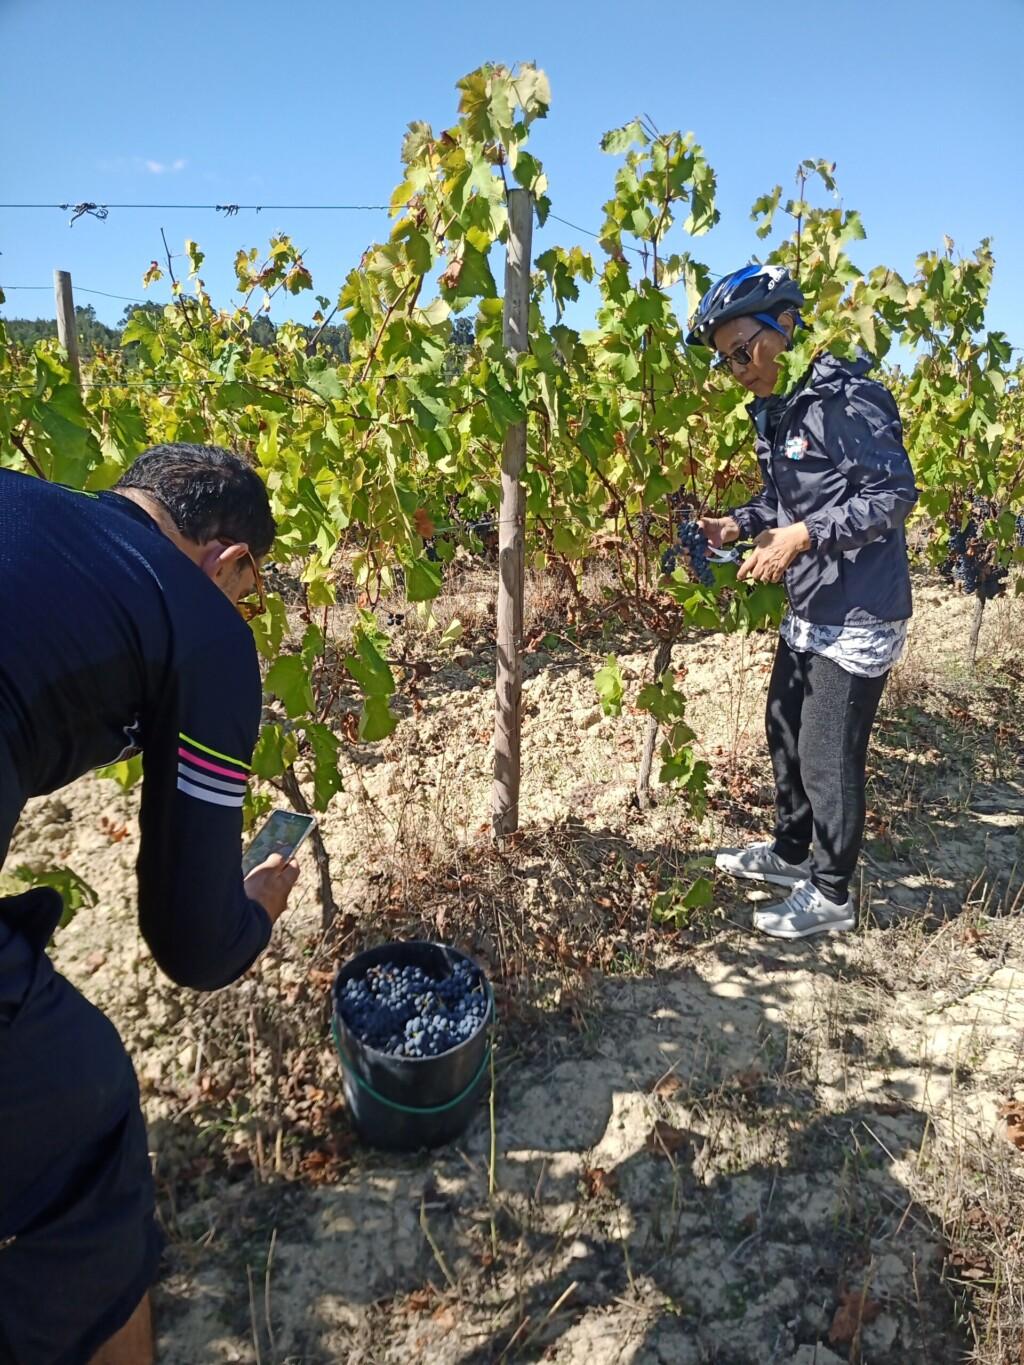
top-left (94, 155), bottom-right (189, 176)
top-left (142, 157), bottom-right (188, 175)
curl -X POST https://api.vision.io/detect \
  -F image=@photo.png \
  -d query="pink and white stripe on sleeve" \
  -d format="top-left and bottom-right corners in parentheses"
top-left (176, 733), bottom-right (251, 808)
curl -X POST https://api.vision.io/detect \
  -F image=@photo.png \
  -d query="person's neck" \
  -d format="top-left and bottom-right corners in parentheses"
top-left (114, 489), bottom-right (205, 569)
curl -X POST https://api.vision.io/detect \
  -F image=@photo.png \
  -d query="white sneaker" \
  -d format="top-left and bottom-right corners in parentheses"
top-left (715, 840), bottom-right (811, 888)
top-left (753, 880), bottom-right (855, 939)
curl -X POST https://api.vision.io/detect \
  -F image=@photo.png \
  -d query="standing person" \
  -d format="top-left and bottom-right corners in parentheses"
top-left (0, 445), bottom-right (301, 1365)
top-left (685, 265), bottom-right (918, 939)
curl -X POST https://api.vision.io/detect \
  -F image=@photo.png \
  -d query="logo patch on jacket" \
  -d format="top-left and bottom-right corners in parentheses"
top-left (784, 437), bottom-right (809, 460)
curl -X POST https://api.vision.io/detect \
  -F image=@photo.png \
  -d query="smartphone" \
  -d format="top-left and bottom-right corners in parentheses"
top-left (242, 809), bottom-right (316, 875)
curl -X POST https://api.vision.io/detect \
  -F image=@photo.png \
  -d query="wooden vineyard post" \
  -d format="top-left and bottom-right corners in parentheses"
top-left (491, 188), bottom-right (533, 839)
top-left (53, 270), bottom-right (81, 390)
top-left (967, 592), bottom-right (986, 668)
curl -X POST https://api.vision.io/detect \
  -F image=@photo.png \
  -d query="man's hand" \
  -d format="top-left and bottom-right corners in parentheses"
top-left (244, 853), bottom-right (300, 925)
top-left (737, 523), bottom-right (811, 583)
top-left (699, 515), bottom-right (741, 549)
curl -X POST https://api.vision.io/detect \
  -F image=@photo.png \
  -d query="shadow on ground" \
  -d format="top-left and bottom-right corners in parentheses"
top-left (155, 938), bottom-right (965, 1364)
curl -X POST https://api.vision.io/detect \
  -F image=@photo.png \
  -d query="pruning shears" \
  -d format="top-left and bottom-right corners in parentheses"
top-left (706, 541), bottom-right (753, 564)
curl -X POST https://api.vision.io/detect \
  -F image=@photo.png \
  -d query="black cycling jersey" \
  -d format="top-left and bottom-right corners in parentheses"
top-left (0, 467), bottom-right (271, 998)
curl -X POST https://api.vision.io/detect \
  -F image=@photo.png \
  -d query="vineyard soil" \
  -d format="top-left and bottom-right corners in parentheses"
top-left (7, 575), bottom-right (1024, 1365)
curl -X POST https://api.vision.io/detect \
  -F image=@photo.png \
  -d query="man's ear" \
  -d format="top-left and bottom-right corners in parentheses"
top-left (778, 311), bottom-right (796, 341)
top-left (197, 541), bottom-right (248, 582)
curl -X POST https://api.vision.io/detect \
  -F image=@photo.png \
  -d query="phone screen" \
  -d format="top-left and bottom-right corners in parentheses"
top-left (242, 810), bottom-right (316, 875)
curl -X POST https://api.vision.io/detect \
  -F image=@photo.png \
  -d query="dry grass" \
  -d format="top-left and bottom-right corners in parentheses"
top-left (15, 565), bottom-right (1023, 1363)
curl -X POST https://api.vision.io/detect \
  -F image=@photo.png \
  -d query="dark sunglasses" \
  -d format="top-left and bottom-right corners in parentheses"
top-left (236, 549), bottom-right (267, 623)
top-left (713, 323), bottom-right (770, 373)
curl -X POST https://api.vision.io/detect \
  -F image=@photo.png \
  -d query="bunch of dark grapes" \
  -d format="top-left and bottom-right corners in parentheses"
top-left (661, 515), bottom-right (715, 586)
top-left (939, 497), bottom-right (1013, 600)
top-left (677, 522), bottom-right (715, 585)
top-left (423, 537), bottom-right (440, 564)
top-left (1016, 512), bottom-right (1024, 548)
top-left (338, 959), bottom-right (488, 1059)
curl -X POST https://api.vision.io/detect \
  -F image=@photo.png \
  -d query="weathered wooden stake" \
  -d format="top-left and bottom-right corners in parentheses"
top-left (491, 189), bottom-right (533, 839)
top-left (967, 592), bottom-right (985, 668)
top-left (53, 270), bottom-right (81, 390)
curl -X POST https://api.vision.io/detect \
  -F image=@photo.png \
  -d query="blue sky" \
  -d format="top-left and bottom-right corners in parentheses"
top-left (2, 0), bottom-right (1022, 349)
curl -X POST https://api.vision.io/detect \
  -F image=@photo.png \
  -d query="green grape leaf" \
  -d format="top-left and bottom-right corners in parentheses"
top-left (250, 593), bottom-right (289, 661)
top-left (265, 654), bottom-right (314, 720)
top-left (251, 722), bottom-right (299, 780)
top-left (595, 655), bottom-right (624, 716)
top-left (304, 360), bottom-right (345, 401)
top-left (12, 864), bottom-right (98, 930)
top-left (406, 556), bottom-right (443, 602)
top-left (307, 721), bottom-right (344, 810)
top-left (359, 695), bottom-right (397, 742)
top-left (345, 633), bottom-right (395, 697)
top-left (600, 120), bottom-right (645, 155)
top-left (483, 371), bottom-right (527, 427)
top-left (95, 754), bottom-right (143, 790)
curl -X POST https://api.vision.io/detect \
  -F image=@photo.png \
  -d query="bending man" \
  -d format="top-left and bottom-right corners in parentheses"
top-left (0, 444), bottom-right (300, 1365)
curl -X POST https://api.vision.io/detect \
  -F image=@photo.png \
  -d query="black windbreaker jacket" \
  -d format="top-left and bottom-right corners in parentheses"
top-left (0, 471), bottom-right (271, 1004)
top-left (732, 352), bottom-right (919, 625)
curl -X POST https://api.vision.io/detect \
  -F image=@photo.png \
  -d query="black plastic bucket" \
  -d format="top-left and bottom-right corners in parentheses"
top-left (331, 940), bottom-right (494, 1152)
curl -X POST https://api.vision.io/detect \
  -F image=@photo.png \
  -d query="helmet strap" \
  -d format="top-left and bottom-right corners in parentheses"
top-left (752, 310), bottom-right (807, 349)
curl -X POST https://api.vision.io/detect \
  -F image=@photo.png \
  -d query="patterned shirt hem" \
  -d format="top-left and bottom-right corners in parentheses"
top-left (780, 611), bottom-right (908, 678)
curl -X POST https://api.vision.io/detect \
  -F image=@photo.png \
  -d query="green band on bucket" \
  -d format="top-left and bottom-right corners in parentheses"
top-left (332, 1016), bottom-right (493, 1116)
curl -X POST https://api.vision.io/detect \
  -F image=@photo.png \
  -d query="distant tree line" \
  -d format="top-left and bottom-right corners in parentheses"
top-left (1, 305), bottom-right (478, 372)
top-left (2, 305), bottom-right (479, 375)
top-left (1, 302), bottom-right (355, 363)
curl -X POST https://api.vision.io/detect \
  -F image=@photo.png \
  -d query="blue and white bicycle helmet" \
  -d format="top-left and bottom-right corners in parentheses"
top-left (686, 263), bottom-right (805, 348)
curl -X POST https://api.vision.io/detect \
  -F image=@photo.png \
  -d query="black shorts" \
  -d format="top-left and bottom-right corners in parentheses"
top-left (0, 891), bottom-right (162, 1365)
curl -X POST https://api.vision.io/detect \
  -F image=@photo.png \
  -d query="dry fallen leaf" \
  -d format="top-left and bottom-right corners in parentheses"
top-left (198, 1073), bottom-right (233, 1102)
top-left (583, 1166), bottom-right (618, 1199)
top-left (646, 1121), bottom-right (693, 1160)
top-left (997, 1099), bottom-right (1024, 1151)
top-left (648, 1072), bottom-right (683, 1098)
top-left (828, 1285), bottom-right (882, 1345)
top-left (405, 1287), bottom-right (435, 1313)
top-left (731, 1068), bottom-right (764, 1090)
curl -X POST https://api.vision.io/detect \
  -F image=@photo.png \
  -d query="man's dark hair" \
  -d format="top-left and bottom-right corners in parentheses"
top-left (115, 443), bottom-right (276, 558)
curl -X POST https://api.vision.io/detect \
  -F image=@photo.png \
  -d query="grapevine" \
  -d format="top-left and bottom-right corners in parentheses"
top-left (0, 61), bottom-right (1021, 845)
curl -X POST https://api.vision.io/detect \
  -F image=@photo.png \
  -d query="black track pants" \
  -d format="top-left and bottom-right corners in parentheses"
top-left (766, 638), bottom-right (887, 904)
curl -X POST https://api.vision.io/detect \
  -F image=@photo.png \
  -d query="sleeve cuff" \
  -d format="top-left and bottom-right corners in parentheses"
top-left (802, 516), bottom-right (826, 551)
top-left (731, 507), bottom-right (753, 538)
top-left (248, 897), bottom-right (274, 953)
